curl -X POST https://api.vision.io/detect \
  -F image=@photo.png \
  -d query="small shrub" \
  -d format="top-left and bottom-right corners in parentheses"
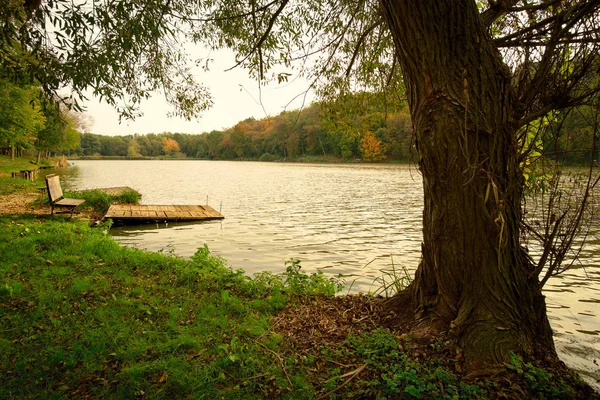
top-left (259, 153), bottom-right (277, 162)
top-left (64, 188), bottom-right (140, 214)
top-left (253, 258), bottom-right (345, 297)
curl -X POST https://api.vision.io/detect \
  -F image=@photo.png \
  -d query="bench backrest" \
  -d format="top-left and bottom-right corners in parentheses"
top-left (45, 174), bottom-right (64, 203)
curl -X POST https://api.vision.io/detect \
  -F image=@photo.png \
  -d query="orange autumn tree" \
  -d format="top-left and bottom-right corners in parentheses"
top-left (360, 131), bottom-right (386, 161)
top-left (162, 137), bottom-right (180, 156)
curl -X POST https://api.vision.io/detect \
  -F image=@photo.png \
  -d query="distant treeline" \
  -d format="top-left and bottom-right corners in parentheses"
top-left (76, 100), bottom-right (597, 165)
top-left (78, 102), bottom-right (414, 162)
top-left (2, 74), bottom-right (594, 164)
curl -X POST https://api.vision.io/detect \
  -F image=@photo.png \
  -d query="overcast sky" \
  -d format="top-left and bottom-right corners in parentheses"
top-left (83, 49), bottom-right (314, 137)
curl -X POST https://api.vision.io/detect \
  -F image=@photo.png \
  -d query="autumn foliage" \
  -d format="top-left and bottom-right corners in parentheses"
top-left (162, 137), bottom-right (180, 156)
top-left (360, 131), bottom-right (387, 161)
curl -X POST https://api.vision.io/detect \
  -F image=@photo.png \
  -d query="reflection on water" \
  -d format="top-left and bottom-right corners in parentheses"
top-left (62, 160), bottom-right (599, 389)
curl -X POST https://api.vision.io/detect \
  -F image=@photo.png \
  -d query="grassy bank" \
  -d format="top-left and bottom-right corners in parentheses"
top-left (1, 217), bottom-right (593, 399)
top-left (0, 156), bottom-right (47, 196)
top-left (0, 156), bottom-right (140, 217)
top-left (0, 216), bottom-right (322, 398)
top-left (0, 156), bottom-right (597, 399)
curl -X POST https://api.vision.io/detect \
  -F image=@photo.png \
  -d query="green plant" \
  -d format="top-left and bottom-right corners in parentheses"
top-left (506, 353), bottom-right (576, 399)
top-left (62, 188), bottom-right (140, 214)
top-left (369, 255), bottom-right (413, 297)
top-left (340, 329), bottom-right (487, 399)
top-left (260, 258), bottom-right (345, 296)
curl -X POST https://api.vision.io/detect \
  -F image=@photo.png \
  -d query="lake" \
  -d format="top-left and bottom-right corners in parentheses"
top-left (59, 159), bottom-right (599, 388)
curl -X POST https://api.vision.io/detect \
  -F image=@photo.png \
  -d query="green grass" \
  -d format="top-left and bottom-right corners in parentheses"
top-left (64, 188), bottom-right (142, 214)
top-left (2, 216), bottom-right (584, 399)
top-left (0, 156), bottom-right (44, 195)
top-left (0, 216), bottom-right (340, 399)
top-left (0, 175), bottom-right (38, 195)
top-left (1, 156), bottom-right (594, 399)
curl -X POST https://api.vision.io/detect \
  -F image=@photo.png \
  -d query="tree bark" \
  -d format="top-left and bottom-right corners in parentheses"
top-left (379, 0), bottom-right (555, 369)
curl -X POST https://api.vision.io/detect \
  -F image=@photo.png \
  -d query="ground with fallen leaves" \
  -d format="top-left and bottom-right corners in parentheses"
top-left (272, 295), bottom-right (599, 399)
top-left (0, 192), bottom-right (48, 215)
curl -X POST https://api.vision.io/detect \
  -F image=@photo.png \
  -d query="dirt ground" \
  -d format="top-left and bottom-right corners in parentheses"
top-left (0, 192), bottom-right (49, 215)
top-left (0, 193), bottom-right (97, 220)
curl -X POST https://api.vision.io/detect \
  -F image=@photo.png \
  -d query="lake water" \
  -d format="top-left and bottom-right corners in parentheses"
top-left (59, 159), bottom-right (599, 389)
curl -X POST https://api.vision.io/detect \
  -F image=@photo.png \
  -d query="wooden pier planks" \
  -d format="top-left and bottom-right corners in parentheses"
top-left (104, 204), bottom-right (224, 222)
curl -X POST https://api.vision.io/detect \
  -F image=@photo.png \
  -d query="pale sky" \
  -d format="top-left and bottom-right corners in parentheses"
top-left (83, 49), bottom-right (314, 136)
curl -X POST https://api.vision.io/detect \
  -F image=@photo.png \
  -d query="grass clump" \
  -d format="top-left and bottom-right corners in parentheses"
top-left (254, 258), bottom-right (345, 298)
top-left (367, 255), bottom-right (413, 297)
top-left (64, 188), bottom-right (141, 214)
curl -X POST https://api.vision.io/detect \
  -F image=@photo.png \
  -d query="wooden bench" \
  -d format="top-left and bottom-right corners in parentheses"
top-left (45, 174), bottom-right (85, 217)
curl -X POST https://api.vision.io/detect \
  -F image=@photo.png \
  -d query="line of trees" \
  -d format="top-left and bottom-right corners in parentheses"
top-left (1, 75), bottom-right (595, 165)
top-left (77, 100), bottom-right (414, 161)
top-left (0, 77), bottom-right (84, 161)
top-left (76, 99), bottom-right (597, 165)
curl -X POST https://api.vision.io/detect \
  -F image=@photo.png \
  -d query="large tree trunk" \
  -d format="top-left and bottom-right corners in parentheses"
top-left (380, 0), bottom-right (555, 369)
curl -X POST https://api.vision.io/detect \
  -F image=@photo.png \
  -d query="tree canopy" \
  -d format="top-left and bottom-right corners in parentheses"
top-left (0, 79), bottom-right (45, 158)
top-left (1, 1), bottom-right (598, 122)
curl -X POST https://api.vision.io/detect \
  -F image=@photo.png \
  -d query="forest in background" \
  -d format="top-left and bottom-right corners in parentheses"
top-left (0, 77), bottom-right (85, 161)
top-left (77, 100), bottom-right (599, 165)
top-left (78, 97), bottom-right (413, 162)
top-left (1, 76), bottom-right (597, 164)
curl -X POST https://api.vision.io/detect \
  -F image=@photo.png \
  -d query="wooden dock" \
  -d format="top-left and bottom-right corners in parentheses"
top-left (104, 204), bottom-right (224, 222)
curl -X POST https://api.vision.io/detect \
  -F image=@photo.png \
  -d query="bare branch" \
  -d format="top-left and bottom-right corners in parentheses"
top-left (494, 0), bottom-right (600, 48)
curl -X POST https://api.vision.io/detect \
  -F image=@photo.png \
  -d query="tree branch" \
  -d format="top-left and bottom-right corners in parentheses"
top-left (507, 0), bottom-right (561, 13)
top-left (169, 0), bottom-right (280, 23)
top-left (480, 0), bottom-right (520, 26)
top-left (225, 0), bottom-right (289, 72)
top-left (494, 0), bottom-right (600, 46)
top-left (345, 19), bottom-right (382, 78)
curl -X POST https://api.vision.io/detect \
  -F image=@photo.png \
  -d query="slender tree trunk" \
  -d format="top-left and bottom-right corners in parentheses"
top-left (10, 145), bottom-right (15, 160)
top-left (380, 0), bottom-right (555, 369)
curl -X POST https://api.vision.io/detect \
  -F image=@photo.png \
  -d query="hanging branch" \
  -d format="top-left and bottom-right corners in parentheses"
top-left (225, 0), bottom-right (289, 72)
top-left (345, 19), bottom-right (382, 78)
